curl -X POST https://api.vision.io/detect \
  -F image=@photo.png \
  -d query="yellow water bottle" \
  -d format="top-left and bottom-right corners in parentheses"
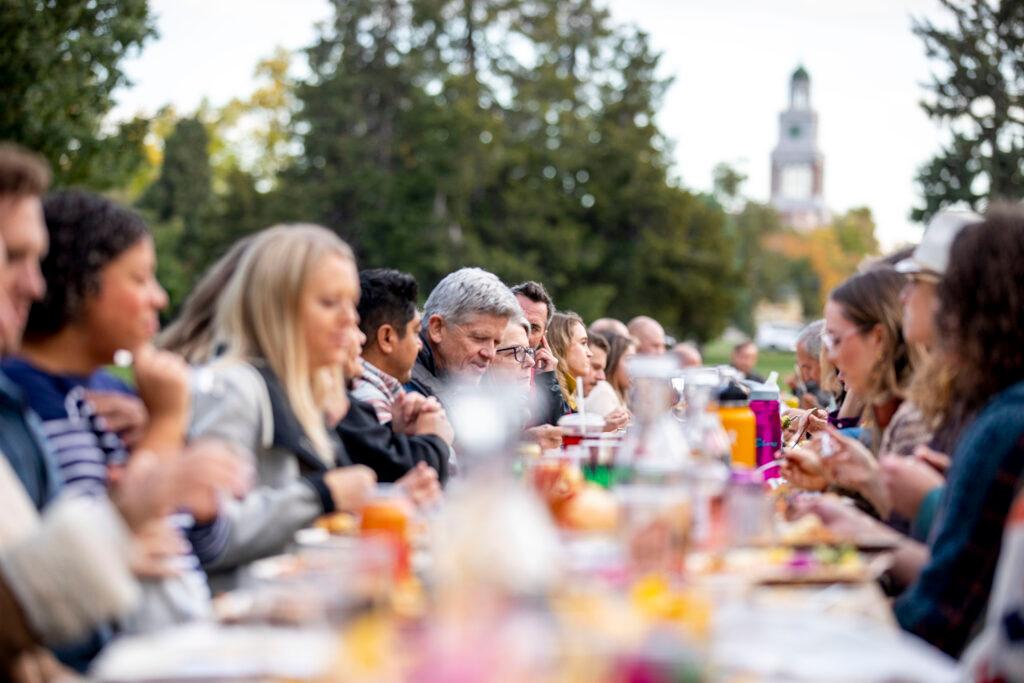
top-left (716, 381), bottom-right (756, 469)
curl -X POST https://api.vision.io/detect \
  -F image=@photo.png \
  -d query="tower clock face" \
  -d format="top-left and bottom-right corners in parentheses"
top-left (780, 163), bottom-right (813, 200)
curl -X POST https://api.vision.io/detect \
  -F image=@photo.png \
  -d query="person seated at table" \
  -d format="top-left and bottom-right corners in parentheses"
top-left (335, 318), bottom-right (452, 489)
top-left (589, 317), bottom-right (630, 339)
top-left (672, 341), bottom-right (702, 369)
top-left (730, 340), bottom-right (765, 383)
top-left (782, 267), bottom-right (933, 519)
top-left (627, 315), bottom-right (667, 355)
top-left (602, 333), bottom-right (637, 413)
top-left (350, 268), bottom-right (424, 425)
top-left (189, 225), bottom-right (378, 588)
top-left (484, 316), bottom-right (562, 450)
top-left (583, 332), bottom-right (608, 398)
top-left (794, 206), bottom-right (1024, 658)
top-left (1, 190), bottom-right (248, 666)
top-left (407, 267), bottom-right (520, 411)
top-left (787, 320), bottom-right (833, 409)
top-left (511, 280), bottom-right (562, 426)
top-left (583, 332), bottom-right (622, 419)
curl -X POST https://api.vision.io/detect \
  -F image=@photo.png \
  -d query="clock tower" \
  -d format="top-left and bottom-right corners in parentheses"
top-left (771, 65), bottom-right (828, 230)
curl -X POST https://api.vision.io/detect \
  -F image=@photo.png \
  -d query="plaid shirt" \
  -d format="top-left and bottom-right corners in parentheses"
top-left (894, 380), bottom-right (1024, 657)
top-left (350, 359), bottom-right (404, 425)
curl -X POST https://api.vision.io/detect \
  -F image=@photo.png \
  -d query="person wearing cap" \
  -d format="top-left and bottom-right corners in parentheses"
top-left (878, 210), bottom-right (982, 542)
top-left (896, 210), bottom-right (982, 349)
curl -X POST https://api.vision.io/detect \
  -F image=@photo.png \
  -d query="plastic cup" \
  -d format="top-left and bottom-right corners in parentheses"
top-left (558, 412), bottom-right (606, 447)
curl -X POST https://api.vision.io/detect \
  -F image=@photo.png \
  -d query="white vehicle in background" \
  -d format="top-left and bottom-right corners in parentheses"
top-left (755, 321), bottom-right (803, 352)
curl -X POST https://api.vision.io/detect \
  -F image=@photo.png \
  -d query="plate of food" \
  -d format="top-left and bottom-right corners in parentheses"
top-left (774, 513), bottom-right (899, 552)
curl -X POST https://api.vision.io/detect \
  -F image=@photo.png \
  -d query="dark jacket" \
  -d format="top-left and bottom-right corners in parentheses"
top-left (0, 370), bottom-right (60, 511)
top-left (894, 380), bottom-right (1024, 657)
top-left (534, 371), bottom-right (570, 426)
top-left (406, 332), bottom-right (446, 404)
top-left (336, 397), bottom-right (450, 484)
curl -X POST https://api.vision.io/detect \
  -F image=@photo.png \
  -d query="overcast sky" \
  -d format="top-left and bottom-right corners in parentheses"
top-left (111, 0), bottom-right (947, 249)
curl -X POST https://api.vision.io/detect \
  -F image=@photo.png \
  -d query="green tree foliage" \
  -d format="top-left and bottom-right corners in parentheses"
top-left (912, 0), bottom-right (1024, 221)
top-left (283, 0), bottom-right (742, 341)
top-left (0, 0), bottom-right (155, 188)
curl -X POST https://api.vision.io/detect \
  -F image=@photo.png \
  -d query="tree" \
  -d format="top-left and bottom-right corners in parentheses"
top-left (912, 0), bottom-right (1024, 221)
top-left (0, 0), bottom-right (155, 188)
top-left (283, 0), bottom-right (743, 341)
top-left (139, 117), bottom-right (213, 265)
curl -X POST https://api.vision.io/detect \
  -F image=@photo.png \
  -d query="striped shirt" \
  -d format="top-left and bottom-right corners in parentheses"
top-left (0, 358), bottom-right (224, 580)
top-left (350, 359), bottom-right (404, 424)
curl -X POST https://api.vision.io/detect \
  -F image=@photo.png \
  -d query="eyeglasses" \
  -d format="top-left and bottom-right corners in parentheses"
top-left (905, 271), bottom-right (941, 285)
top-left (497, 345), bottom-right (536, 364)
top-left (820, 327), bottom-right (864, 354)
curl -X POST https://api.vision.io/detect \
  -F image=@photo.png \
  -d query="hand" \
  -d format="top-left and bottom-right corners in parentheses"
top-left (323, 465), bottom-right (377, 513)
top-left (789, 494), bottom-right (898, 543)
top-left (130, 518), bottom-right (188, 579)
top-left (913, 445), bottom-right (951, 475)
top-left (602, 408), bottom-right (630, 432)
top-left (799, 393), bottom-right (822, 410)
top-left (880, 454), bottom-right (945, 520)
top-left (412, 405), bottom-right (455, 445)
top-left (172, 439), bottom-right (253, 523)
top-left (86, 390), bottom-right (148, 449)
top-left (110, 450), bottom-right (175, 531)
top-left (816, 429), bottom-right (885, 509)
top-left (780, 446), bottom-right (828, 492)
top-left (132, 345), bottom-right (190, 451)
top-left (534, 337), bottom-right (556, 373)
top-left (397, 461), bottom-right (442, 508)
top-left (526, 424), bottom-right (563, 450)
top-left (805, 408), bottom-right (829, 434)
top-left (392, 392), bottom-right (431, 435)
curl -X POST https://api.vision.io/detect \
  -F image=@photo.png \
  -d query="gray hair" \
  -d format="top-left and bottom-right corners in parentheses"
top-left (512, 313), bottom-right (530, 336)
top-left (424, 267), bottom-right (520, 326)
top-left (797, 319), bottom-right (824, 358)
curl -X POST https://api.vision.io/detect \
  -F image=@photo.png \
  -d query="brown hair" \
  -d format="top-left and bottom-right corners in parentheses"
top-left (935, 205), bottom-right (1024, 423)
top-left (0, 144), bottom-right (50, 198)
top-left (587, 331), bottom-right (609, 355)
top-left (157, 236), bottom-right (254, 363)
top-left (828, 267), bottom-right (913, 406)
top-left (604, 332), bottom-right (637, 401)
top-left (548, 311), bottom-right (586, 408)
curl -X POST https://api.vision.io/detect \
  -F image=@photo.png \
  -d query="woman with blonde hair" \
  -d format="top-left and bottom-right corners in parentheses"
top-left (189, 224), bottom-right (376, 588)
top-left (547, 313), bottom-right (629, 431)
top-left (546, 311), bottom-right (592, 415)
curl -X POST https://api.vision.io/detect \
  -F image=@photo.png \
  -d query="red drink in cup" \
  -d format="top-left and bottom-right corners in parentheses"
top-left (558, 413), bottom-right (605, 447)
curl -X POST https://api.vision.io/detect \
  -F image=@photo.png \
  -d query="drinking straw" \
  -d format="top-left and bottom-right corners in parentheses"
top-left (576, 375), bottom-right (586, 419)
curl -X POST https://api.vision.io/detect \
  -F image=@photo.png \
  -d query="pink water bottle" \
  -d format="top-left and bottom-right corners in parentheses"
top-left (748, 381), bottom-right (782, 468)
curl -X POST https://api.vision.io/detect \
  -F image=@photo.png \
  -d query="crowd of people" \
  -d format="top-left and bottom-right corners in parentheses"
top-left (0, 140), bottom-right (1022, 681)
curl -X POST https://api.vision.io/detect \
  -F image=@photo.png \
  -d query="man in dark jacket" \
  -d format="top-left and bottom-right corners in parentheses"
top-left (406, 267), bottom-right (520, 411)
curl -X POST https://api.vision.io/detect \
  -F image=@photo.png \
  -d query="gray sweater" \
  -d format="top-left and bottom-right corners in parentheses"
top-left (189, 361), bottom-right (333, 590)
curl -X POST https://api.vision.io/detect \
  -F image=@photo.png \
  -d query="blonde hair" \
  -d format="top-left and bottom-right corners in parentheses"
top-left (547, 311), bottom-right (586, 411)
top-left (216, 224), bottom-right (354, 464)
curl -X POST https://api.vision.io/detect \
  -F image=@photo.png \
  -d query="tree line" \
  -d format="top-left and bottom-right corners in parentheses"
top-left (3, 0), bottom-right (1017, 341)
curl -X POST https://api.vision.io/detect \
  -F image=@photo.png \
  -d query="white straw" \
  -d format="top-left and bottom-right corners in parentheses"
top-left (576, 375), bottom-right (586, 418)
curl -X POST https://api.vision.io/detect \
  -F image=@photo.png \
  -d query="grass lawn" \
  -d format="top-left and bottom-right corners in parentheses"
top-left (701, 339), bottom-right (795, 382)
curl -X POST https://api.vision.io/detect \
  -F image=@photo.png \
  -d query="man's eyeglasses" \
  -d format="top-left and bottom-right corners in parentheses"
top-left (497, 345), bottom-right (536, 364)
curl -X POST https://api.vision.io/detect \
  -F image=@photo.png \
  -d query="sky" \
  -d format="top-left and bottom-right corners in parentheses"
top-left (111, 0), bottom-right (948, 249)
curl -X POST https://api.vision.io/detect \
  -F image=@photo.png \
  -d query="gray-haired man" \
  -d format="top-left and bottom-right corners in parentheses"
top-left (406, 267), bottom-right (521, 404)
